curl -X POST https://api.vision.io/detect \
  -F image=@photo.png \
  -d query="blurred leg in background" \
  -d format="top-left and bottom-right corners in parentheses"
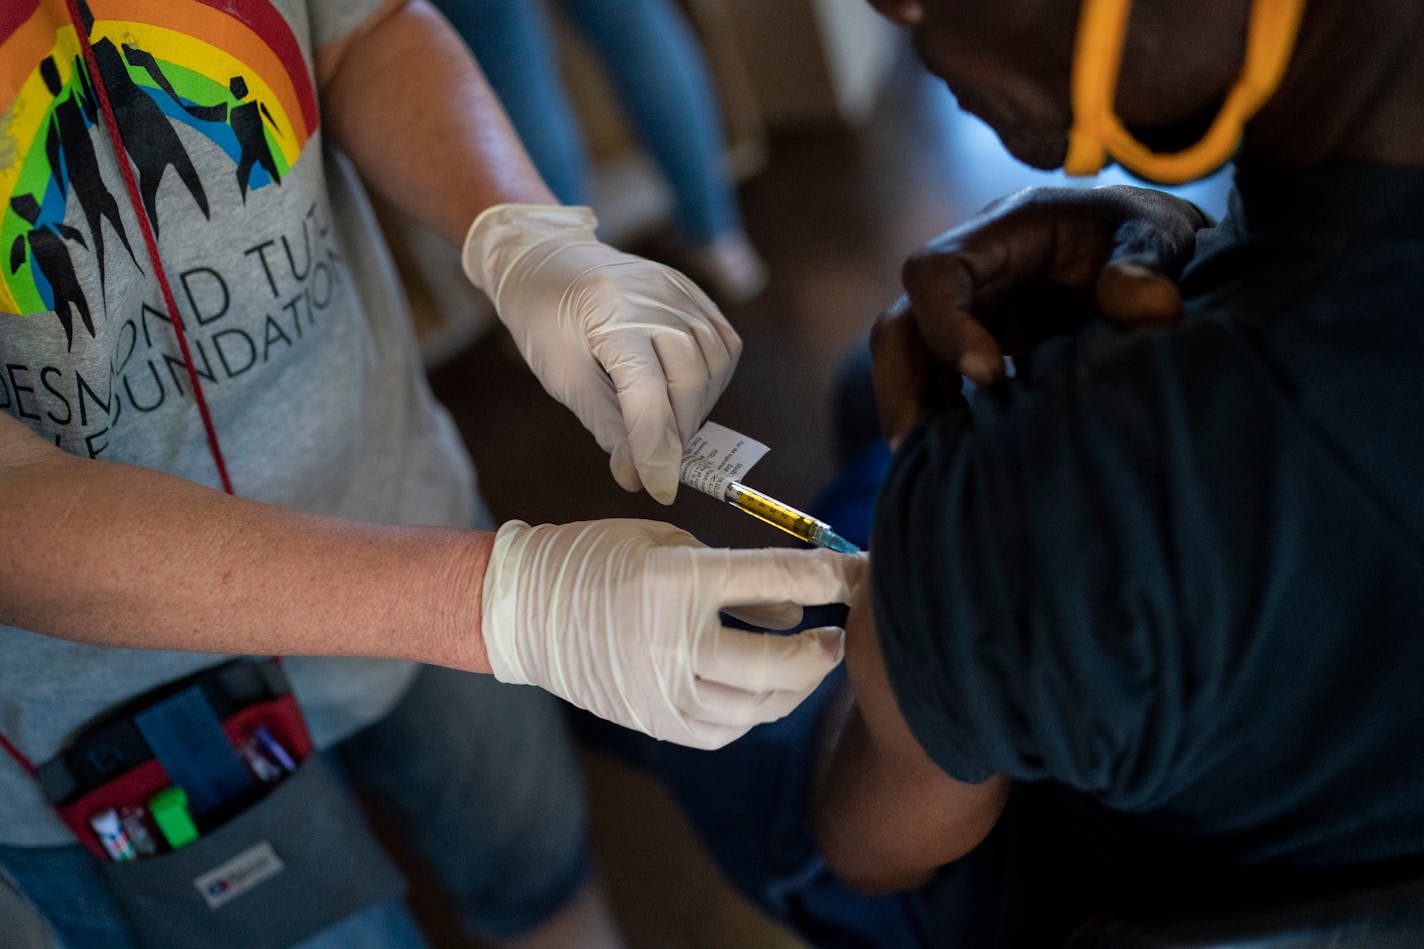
top-left (338, 665), bottom-right (624, 949)
top-left (433, 0), bottom-right (589, 206)
top-left (433, 0), bottom-right (767, 303)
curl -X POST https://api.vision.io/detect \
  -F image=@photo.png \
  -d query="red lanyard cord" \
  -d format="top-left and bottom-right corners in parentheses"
top-left (61, 0), bottom-right (233, 495)
top-left (0, 732), bottom-right (38, 778)
top-left (0, 3), bottom-right (245, 779)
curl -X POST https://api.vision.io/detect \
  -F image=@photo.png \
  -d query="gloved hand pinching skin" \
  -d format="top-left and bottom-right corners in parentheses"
top-left (462, 204), bottom-right (742, 504)
top-left (480, 519), bottom-right (865, 750)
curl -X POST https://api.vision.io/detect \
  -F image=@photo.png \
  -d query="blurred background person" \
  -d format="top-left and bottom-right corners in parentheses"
top-left (433, 0), bottom-right (768, 303)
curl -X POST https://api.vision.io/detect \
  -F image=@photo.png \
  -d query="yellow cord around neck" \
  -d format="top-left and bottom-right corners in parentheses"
top-left (1064, 0), bottom-right (1308, 183)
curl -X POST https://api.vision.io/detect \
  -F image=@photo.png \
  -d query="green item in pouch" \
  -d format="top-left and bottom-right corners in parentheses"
top-left (149, 787), bottom-right (200, 849)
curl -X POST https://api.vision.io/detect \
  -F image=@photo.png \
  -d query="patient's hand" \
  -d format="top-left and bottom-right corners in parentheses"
top-left (872, 185), bottom-right (1209, 444)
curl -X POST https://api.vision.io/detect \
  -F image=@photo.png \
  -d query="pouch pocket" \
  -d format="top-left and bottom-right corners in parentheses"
top-left (57, 692), bottom-right (313, 858)
top-left (101, 755), bottom-right (403, 949)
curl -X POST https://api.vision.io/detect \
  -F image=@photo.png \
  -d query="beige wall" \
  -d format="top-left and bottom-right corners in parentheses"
top-left (719, 0), bottom-right (899, 128)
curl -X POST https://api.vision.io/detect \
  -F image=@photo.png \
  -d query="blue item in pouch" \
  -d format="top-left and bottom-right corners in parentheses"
top-left (134, 685), bottom-right (254, 818)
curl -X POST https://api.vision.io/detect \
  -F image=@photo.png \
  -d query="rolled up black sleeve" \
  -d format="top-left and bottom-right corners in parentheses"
top-left (870, 325), bottom-right (1293, 810)
top-left (869, 163), bottom-right (1424, 876)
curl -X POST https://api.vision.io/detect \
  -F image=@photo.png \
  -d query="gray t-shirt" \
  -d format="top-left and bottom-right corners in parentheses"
top-left (0, 0), bottom-right (478, 844)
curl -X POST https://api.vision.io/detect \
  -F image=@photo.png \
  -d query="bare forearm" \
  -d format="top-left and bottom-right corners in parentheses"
top-left (813, 587), bottom-right (1010, 892)
top-left (0, 422), bottom-right (491, 671)
top-left (815, 709), bottom-right (951, 892)
top-left (318, 0), bottom-right (556, 248)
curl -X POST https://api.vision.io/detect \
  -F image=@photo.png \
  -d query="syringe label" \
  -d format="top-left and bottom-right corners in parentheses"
top-left (680, 421), bottom-right (769, 499)
top-left (681, 460), bottom-right (737, 498)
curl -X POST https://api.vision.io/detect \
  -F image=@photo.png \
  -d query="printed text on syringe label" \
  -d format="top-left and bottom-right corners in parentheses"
top-left (679, 421), bottom-right (769, 499)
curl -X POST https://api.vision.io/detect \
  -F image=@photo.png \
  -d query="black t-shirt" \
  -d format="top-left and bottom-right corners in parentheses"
top-left (871, 164), bottom-right (1424, 938)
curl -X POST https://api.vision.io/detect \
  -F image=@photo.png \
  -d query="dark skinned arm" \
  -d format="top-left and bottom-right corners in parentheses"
top-left (813, 581), bottom-right (1010, 893)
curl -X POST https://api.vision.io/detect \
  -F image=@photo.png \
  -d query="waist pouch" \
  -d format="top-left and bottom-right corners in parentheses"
top-left (30, 658), bottom-right (404, 949)
top-left (100, 754), bottom-right (403, 949)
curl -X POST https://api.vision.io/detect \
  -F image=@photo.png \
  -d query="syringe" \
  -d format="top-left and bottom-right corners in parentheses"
top-left (678, 422), bottom-right (860, 553)
top-left (720, 479), bottom-right (861, 554)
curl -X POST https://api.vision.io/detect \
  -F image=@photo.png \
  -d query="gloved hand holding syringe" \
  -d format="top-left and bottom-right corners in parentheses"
top-left (679, 422), bottom-right (860, 554)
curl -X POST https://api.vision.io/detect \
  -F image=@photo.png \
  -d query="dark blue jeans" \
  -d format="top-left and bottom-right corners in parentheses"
top-left (574, 644), bottom-right (929, 949)
top-left (434, 0), bottom-right (741, 242)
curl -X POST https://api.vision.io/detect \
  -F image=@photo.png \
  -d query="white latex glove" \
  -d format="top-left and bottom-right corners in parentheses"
top-left (462, 204), bottom-right (741, 504)
top-left (481, 519), bottom-right (864, 750)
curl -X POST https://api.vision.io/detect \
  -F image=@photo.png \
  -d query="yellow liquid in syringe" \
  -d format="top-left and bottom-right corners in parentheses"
top-left (723, 482), bottom-right (860, 553)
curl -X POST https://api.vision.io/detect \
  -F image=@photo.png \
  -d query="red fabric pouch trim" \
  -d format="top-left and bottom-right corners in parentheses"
top-left (55, 693), bottom-right (311, 858)
top-left (222, 693), bottom-right (313, 763)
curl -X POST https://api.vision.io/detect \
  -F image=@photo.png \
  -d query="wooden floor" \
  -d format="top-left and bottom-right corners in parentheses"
top-left (423, 51), bottom-right (956, 947)
top-left (424, 47), bottom-right (1228, 948)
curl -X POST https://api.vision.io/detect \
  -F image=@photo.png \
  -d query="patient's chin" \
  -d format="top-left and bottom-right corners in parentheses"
top-left (1128, 103), bottom-right (1222, 153)
top-left (999, 129), bottom-right (1069, 171)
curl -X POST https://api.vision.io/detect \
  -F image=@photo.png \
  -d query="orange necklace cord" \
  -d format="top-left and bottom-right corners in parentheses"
top-left (1065, 0), bottom-right (1309, 184)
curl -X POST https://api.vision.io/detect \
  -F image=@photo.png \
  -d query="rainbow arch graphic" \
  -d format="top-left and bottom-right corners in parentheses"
top-left (1, 0), bottom-right (320, 316)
